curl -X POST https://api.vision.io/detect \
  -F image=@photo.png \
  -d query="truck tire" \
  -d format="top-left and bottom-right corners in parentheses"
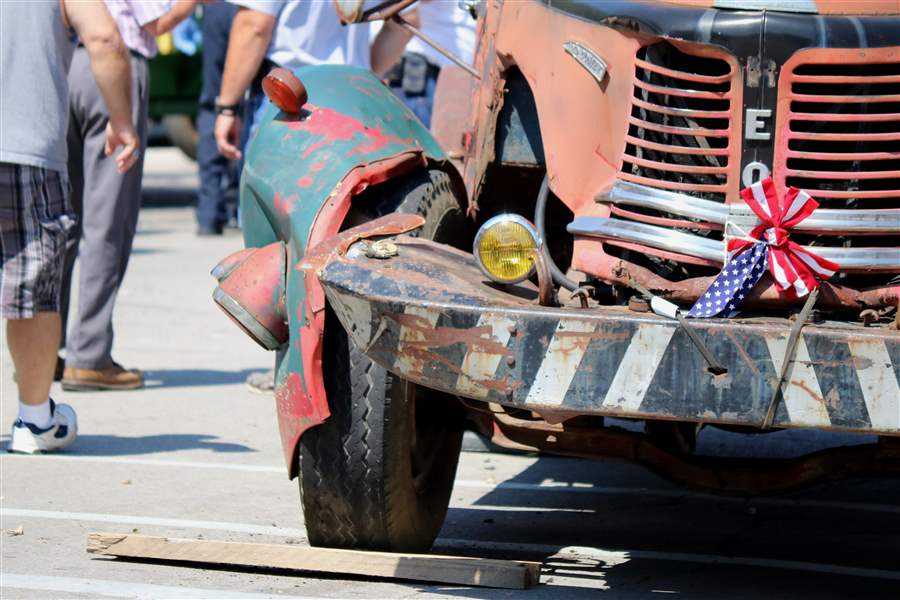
top-left (161, 114), bottom-right (198, 161)
top-left (298, 169), bottom-right (468, 552)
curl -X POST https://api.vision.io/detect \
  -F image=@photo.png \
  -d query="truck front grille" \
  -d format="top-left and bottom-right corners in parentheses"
top-left (776, 52), bottom-right (900, 209)
top-left (621, 42), bottom-right (740, 204)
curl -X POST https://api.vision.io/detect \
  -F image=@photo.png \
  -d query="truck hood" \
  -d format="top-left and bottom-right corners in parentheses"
top-left (648, 0), bottom-right (898, 15)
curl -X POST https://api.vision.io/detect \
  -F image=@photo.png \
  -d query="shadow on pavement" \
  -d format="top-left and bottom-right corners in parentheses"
top-left (143, 368), bottom-right (265, 389)
top-left (428, 454), bottom-right (900, 598)
top-left (130, 247), bottom-right (165, 255)
top-left (142, 187), bottom-right (196, 207)
top-left (55, 433), bottom-right (256, 456)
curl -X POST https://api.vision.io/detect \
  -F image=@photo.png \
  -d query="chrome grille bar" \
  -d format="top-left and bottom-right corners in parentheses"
top-left (597, 180), bottom-right (900, 234)
top-left (568, 216), bottom-right (900, 272)
top-left (568, 217), bottom-right (723, 262)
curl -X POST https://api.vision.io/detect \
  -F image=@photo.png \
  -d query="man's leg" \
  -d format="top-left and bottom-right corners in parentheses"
top-left (1, 163), bottom-right (78, 453)
top-left (63, 53), bottom-right (148, 389)
top-left (195, 105), bottom-right (229, 234)
top-left (8, 314), bottom-right (60, 406)
top-left (196, 2), bottom-right (237, 235)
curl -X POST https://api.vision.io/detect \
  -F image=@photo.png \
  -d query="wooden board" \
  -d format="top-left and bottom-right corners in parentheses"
top-left (87, 533), bottom-right (541, 589)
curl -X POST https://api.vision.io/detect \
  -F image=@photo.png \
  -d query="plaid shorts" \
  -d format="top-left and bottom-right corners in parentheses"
top-left (0, 162), bottom-right (75, 319)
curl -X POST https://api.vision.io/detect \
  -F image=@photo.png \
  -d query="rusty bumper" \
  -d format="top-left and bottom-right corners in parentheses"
top-left (310, 218), bottom-right (900, 436)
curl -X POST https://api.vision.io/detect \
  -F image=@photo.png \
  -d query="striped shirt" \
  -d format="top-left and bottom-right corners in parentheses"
top-left (104, 0), bottom-right (171, 58)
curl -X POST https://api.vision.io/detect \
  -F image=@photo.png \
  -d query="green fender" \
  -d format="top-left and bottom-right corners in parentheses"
top-left (239, 65), bottom-right (456, 475)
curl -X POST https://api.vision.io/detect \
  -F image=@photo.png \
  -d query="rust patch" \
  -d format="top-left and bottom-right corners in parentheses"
top-left (376, 336), bottom-right (522, 395)
top-left (389, 313), bottom-right (512, 355)
top-left (555, 329), bottom-right (630, 341)
top-left (800, 357), bottom-right (874, 370)
top-left (300, 213), bottom-right (425, 273)
top-left (396, 343), bottom-right (459, 375)
top-left (724, 329), bottom-right (760, 376)
top-left (791, 379), bottom-right (827, 404)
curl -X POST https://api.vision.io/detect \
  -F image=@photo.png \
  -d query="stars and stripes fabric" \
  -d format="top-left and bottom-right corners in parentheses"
top-left (689, 177), bottom-right (840, 318)
top-left (688, 242), bottom-right (768, 318)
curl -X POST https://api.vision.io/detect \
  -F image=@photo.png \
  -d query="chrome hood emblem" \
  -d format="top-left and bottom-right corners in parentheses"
top-left (563, 41), bottom-right (608, 84)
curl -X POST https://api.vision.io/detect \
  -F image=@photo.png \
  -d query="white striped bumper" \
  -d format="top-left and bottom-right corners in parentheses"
top-left (318, 237), bottom-right (900, 435)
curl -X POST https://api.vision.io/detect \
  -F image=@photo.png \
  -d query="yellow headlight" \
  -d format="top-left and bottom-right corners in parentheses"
top-left (474, 215), bottom-right (541, 284)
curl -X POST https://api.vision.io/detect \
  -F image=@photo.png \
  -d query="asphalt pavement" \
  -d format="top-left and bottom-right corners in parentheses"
top-left (1, 148), bottom-right (899, 599)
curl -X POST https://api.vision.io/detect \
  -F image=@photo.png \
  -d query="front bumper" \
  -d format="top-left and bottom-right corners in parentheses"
top-left (312, 218), bottom-right (900, 436)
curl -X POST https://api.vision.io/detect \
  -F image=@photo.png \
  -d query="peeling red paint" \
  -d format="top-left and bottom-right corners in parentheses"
top-left (274, 372), bottom-right (318, 468)
top-left (273, 154), bottom-right (425, 478)
top-left (297, 176), bottom-right (313, 188)
top-left (348, 133), bottom-right (413, 156)
top-left (287, 105), bottom-right (410, 160)
top-left (274, 192), bottom-right (299, 215)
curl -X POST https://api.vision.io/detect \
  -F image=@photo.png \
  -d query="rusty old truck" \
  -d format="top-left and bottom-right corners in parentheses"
top-left (212, 0), bottom-right (900, 552)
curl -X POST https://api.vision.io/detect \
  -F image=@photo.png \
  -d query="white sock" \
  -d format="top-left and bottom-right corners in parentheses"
top-left (19, 399), bottom-right (53, 429)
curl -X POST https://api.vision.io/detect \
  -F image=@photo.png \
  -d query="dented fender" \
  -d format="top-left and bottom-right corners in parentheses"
top-left (237, 65), bottom-right (454, 476)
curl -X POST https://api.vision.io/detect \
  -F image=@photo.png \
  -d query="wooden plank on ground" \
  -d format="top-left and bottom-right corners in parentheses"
top-left (87, 533), bottom-right (541, 589)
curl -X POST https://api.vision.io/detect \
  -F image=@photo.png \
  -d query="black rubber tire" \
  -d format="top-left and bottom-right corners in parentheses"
top-left (298, 169), bottom-right (468, 552)
top-left (161, 114), bottom-right (198, 161)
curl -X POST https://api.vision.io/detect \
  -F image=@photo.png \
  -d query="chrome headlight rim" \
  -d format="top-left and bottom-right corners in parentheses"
top-left (473, 213), bottom-right (543, 284)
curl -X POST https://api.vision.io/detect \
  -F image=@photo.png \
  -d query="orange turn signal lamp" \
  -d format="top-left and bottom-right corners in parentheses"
top-left (262, 67), bottom-right (308, 114)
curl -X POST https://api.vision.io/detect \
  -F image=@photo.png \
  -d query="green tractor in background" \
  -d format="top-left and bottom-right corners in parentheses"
top-left (148, 29), bottom-right (202, 160)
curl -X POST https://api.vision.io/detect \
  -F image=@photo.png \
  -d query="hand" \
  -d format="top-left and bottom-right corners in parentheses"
top-left (104, 120), bottom-right (140, 173)
top-left (215, 113), bottom-right (243, 160)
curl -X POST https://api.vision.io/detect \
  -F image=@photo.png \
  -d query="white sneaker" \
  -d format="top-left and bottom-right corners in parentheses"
top-left (8, 400), bottom-right (78, 454)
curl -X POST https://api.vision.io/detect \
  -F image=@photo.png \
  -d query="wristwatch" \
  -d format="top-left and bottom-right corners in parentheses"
top-left (214, 97), bottom-right (239, 116)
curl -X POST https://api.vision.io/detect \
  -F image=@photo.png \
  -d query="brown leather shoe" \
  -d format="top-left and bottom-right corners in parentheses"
top-left (61, 363), bottom-right (144, 391)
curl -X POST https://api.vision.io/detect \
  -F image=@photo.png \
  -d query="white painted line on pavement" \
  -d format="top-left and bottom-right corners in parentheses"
top-left (5, 454), bottom-right (899, 514)
top-left (0, 453), bottom-right (283, 473)
top-left (436, 539), bottom-right (900, 581)
top-left (0, 574), bottom-right (319, 599)
top-left (0, 508), bottom-right (306, 538)
top-left (4, 508), bottom-right (898, 582)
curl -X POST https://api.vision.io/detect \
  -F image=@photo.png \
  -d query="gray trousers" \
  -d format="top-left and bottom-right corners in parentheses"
top-left (60, 47), bottom-right (148, 369)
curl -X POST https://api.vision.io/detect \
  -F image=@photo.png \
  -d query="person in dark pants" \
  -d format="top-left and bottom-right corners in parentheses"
top-left (384, 54), bottom-right (440, 128)
top-left (196, 1), bottom-right (239, 236)
top-left (371, 3), bottom-right (475, 129)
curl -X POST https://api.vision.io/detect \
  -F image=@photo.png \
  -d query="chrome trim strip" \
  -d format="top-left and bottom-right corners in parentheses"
top-left (596, 180), bottom-right (900, 233)
top-left (714, 0), bottom-right (818, 12)
top-left (602, 181), bottom-right (728, 223)
top-left (568, 216), bottom-right (900, 272)
top-left (730, 206), bottom-right (900, 235)
top-left (813, 247), bottom-right (900, 272)
top-left (567, 217), bottom-right (723, 262)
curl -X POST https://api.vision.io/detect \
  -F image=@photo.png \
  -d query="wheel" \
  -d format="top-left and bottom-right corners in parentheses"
top-left (298, 169), bottom-right (469, 552)
top-left (161, 114), bottom-right (198, 160)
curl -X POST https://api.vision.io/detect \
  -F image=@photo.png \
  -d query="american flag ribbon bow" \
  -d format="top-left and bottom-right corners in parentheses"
top-left (689, 177), bottom-right (840, 318)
